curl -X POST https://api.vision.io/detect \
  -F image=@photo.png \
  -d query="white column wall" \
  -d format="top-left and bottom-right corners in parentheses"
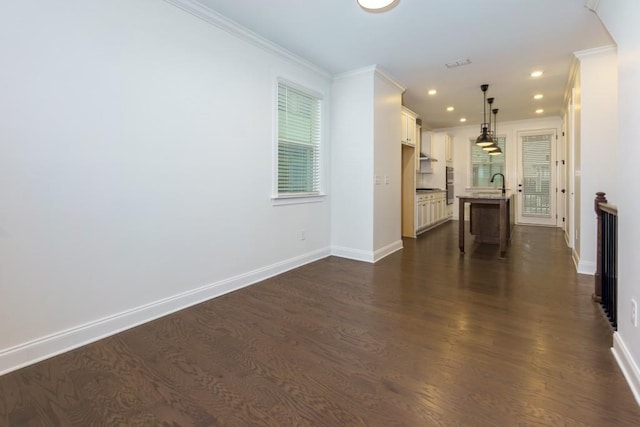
top-left (372, 73), bottom-right (403, 258)
top-left (330, 70), bottom-right (375, 260)
top-left (575, 46), bottom-right (618, 274)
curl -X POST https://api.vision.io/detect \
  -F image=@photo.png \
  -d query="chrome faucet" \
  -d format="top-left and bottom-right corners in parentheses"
top-left (490, 173), bottom-right (506, 196)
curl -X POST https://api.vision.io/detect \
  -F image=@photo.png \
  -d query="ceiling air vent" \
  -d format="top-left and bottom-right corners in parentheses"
top-left (445, 58), bottom-right (472, 69)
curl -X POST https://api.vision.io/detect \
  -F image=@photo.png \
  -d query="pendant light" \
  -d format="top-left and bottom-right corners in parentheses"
top-left (488, 107), bottom-right (503, 155)
top-left (476, 84), bottom-right (494, 147)
top-left (482, 99), bottom-right (500, 152)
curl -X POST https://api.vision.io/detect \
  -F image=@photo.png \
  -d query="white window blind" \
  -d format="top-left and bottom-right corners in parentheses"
top-left (470, 136), bottom-right (506, 187)
top-left (521, 133), bottom-right (551, 215)
top-left (277, 82), bottom-right (321, 196)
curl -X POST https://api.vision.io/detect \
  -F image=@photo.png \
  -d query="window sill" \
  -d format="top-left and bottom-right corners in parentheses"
top-left (272, 194), bottom-right (326, 206)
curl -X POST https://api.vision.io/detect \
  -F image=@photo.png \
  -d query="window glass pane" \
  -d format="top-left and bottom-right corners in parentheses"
top-left (470, 136), bottom-right (505, 187)
top-left (277, 83), bottom-right (321, 196)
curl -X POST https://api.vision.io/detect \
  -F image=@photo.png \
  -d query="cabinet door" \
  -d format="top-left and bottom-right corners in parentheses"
top-left (401, 113), bottom-right (409, 143)
top-left (406, 115), bottom-right (416, 145)
top-left (420, 202), bottom-right (428, 229)
top-left (401, 113), bottom-right (416, 145)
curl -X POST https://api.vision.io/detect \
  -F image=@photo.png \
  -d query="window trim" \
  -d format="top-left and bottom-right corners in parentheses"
top-left (272, 78), bottom-right (325, 205)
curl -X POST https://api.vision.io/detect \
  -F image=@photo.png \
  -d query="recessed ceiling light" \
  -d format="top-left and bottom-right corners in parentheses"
top-left (536, 109), bottom-right (544, 114)
top-left (357, 0), bottom-right (399, 12)
top-left (428, 89), bottom-right (437, 96)
top-left (460, 118), bottom-right (467, 123)
top-left (533, 94), bottom-right (544, 100)
top-left (446, 106), bottom-right (455, 112)
top-left (531, 70), bottom-right (544, 78)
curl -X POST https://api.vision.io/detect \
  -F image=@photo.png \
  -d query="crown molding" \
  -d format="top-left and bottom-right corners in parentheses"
top-left (162, 0), bottom-right (331, 79)
top-left (374, 66), bottom-right (406, 92)
top-left (333, 65), bottom-right (377, 81)
top-left (574, 44), bottom-right (617, 59)
top-left (333, 65), bottom-right (406, 92)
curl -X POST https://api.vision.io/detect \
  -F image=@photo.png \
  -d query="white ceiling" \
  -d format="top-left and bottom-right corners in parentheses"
top-left (194, 0), bottom-right (613, 130)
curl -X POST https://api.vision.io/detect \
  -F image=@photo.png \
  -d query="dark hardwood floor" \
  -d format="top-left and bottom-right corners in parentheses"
top-left (2, 222), bottom-right (639, 426)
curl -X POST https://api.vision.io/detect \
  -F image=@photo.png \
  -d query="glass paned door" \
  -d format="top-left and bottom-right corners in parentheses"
top-left (517, 131), bottom-right (557, 226)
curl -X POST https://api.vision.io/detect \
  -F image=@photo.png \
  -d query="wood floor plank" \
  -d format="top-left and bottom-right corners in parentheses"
top-left (1, 223), bottom-right (639, 425)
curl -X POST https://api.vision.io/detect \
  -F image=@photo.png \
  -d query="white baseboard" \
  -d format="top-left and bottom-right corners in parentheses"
top-left (612, 332), bottom-right (640, 407)
top-left (572, 248), bottom-right (580, 271)
top-left (331, 240), bottom-right (403, 264)
top-left (0, 247), bottom-right (331, 376)
top-left (577, 259), bottom-right (596, 275)
top-left (373, 240), bottom-right (403, 263)
top-left (330, 245), bottom-right (375, 263)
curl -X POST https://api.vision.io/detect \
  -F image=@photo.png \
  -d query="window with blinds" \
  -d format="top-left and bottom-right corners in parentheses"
top-left (470, 136), bottom-right (506, 187)
top-left (277, 82), bottom-right (321, 197)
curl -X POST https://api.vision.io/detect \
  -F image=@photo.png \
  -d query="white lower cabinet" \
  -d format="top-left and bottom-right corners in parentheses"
top-left (415, 191), bottom-right (447, 233)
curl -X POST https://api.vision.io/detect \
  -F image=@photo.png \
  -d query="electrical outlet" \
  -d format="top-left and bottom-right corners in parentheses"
top-left (300, 230), bottom-right (306, 241)
top-left (632, 299), bottom-right (637, 327)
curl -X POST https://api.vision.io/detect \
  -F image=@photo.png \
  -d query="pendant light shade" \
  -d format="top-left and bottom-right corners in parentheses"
top-left (476, 84), bottom-right (495, 147)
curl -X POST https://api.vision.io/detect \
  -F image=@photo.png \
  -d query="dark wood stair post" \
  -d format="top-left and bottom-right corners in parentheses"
top-left (593, 191), bottom-right (607, 302)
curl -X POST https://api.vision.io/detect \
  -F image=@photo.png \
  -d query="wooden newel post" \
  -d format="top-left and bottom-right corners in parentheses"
top-left (593, 192), bottom-right (607, 302)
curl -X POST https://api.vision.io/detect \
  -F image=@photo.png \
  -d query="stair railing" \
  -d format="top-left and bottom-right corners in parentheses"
top-left (594, 192), bottom-right (618, 329)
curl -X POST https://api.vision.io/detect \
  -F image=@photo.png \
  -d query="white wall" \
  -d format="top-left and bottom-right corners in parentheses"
top-left (331, 69), bottom-right (375, 259)
top-left (331, 67), bottom-right (404, 262)
top-left (437, 117), bottom-right (562, 221)
top-left (575, 46), bottom-right (618, 274)
top-left (597, 0), bottom-right (640, 405)
top-left (373, 73), bottom-right (403, 257)
top-left (0, 0), bottom-right (332, 373)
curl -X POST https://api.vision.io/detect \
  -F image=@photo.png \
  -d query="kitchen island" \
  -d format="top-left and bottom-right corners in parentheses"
top-left (458, 192), bottom-right (514, 257)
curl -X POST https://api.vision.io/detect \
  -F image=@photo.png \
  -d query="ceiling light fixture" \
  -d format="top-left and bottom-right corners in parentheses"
top-left (447, 106), bottom-right (455, 112)
top-left (533, 94), bottom-right (544, 100)
top-left (460, 118), bottom-right (467, 123)
top-left (483, 107), bottom-right (502, 155)
top-left (476, 84), bottom-right (494, 147)
top-left (536, 109), bottom-right (544, 114)
top-left (356, 0), bottom-right (399, 12)
top-left (428, 89), bottom-right (437, 95)
top-left (531, 70), bottom-right (544, 78)
top-left (481, 99), bottom-right (502, 155)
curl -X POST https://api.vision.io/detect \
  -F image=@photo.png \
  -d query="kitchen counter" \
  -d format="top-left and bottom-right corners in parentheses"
top-left (457, 192), bottom-right (515, 257)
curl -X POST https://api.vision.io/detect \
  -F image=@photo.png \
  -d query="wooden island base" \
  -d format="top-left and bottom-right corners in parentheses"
top-left (458, 193), bottom-right (514, 257)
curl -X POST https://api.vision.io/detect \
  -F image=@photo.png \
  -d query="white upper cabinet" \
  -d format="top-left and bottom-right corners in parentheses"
top-left (401, 107), bottom-right (417, 146)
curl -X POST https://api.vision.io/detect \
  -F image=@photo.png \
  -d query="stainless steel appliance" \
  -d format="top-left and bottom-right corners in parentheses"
top-left (446, 167), bottom-right (454, 204)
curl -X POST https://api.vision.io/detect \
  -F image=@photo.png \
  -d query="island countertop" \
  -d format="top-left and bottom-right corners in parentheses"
top-left (457, 191), bottom-right (514, 200)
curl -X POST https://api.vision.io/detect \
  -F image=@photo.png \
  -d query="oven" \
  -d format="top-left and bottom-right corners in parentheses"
top-left (446, 167), bottom-right (454, 204)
